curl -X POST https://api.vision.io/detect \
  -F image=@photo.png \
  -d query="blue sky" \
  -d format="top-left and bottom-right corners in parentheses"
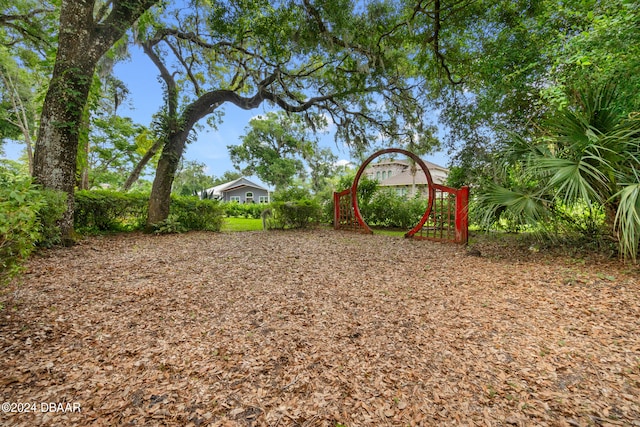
top-left (2, 45), bottom-right (450, 186)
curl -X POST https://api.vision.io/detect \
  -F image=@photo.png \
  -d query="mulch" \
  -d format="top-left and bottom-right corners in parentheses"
top-left (1, 228), bottom-right (639, 426)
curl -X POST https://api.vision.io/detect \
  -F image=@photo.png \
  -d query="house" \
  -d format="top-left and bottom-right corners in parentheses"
top-left (203, 177), bottom-right (270, 203)
top-left (365, 158), bottom-right (449, 197)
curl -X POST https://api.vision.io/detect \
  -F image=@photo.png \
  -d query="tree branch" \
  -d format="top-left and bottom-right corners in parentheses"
top-left (95, 0), bottom-right (160, 49)
top-left (413, 0), bottom-right (466, 85)
top-left (141, 40), bottom-right (179, 127)
top-left (0, 9), bottom-right (54, 47)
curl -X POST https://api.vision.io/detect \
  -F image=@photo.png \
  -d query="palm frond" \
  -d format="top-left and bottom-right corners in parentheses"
top-left (612, 178), bottom-right (640, 262)
top-left (477, 183), bottom-right (550, 228)
top-left (535, 156), bottom-right (608, 206)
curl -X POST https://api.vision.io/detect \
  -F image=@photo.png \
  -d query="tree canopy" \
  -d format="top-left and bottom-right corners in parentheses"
top-left (139, 0), bottom-right (453, 225)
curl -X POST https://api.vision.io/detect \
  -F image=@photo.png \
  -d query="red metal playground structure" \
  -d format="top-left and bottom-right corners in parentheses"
top-left (333, 148), bottom-right (470, 244)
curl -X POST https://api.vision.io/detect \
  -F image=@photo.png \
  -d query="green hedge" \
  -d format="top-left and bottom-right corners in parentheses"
top-left (74, 190), bottom-right (224, 234)
top-left (168, 196), bottom-right (224, 232)
top-left (74, 190), bottom-right (148, 232)
top-left (222, 202), bottom-right (265, 219)
top-left (266, 199), bottom-right (322, 229)
top-left (359, 188), bottom-right (430, 229)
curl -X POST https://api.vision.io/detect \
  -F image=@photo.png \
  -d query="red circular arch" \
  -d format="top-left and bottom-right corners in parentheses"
top-left (351, 148), bottom-right (435, 238)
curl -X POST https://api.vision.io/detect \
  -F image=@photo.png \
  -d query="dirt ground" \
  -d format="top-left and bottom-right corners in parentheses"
top-left (1, 229), bottom-right (639, 427)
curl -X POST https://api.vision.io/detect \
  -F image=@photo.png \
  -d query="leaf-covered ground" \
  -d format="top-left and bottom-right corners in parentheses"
top-left (1, 229), bottom-right (639, 426)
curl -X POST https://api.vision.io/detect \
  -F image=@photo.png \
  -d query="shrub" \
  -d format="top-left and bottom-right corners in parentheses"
top-left (0, 169), bottom-right (65, 285)
top-left (268, 199), bottom-right (322, 229)
top-left (74, 190), bottom-right (148, 232)
top-left (361, 188), bottom-right (429, 229)
top-left (222, 202), bottom-right (264, 219)
top-left (74, 190), bottom-right (224, 234)
top-left (318, 193), bottom-right (336, 225)
top-left (36, 189), bottom-right (67, 248)
top-left (272, 187), bottom-right (312, 202)
top-left (151, 214), bottom-right (187, 234)
top-left (168, 196), bottom-right (224, 232)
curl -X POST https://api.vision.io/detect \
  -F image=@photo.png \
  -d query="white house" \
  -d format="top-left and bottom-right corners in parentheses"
top-left (203, 177), bottom-right (270, 203)
top-left (365, 158), bottom-right (449, 197)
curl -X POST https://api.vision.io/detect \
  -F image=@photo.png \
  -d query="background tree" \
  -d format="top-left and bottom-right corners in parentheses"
top-left (306, 147), bottom-right (338, 194)
top-left (82, 70), bottom-right (157, 191)
top-left (87, 115), bottom-right (150, 189)
top-left (0, 0), bottom-right (57, 53)
top-left (414, 0), bottom-right (640, 187)
top-left (398, 117), bottom-right (440, 197)
top-left (229, 111), bottom-right (322, 191)
top-left (541, 0), bottom-right (640, 113)
top-left (0, 0), bottom-right (57, 169)
top-left (171, 159), bottom-right (216, 196)
top-left (0, 51), bottom-right (38, 167)
top-left (211, 170), bottom-right (242, 186)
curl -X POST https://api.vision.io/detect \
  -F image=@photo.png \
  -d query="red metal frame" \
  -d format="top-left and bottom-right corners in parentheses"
top-left (333, 148), bottom-right (469, 244)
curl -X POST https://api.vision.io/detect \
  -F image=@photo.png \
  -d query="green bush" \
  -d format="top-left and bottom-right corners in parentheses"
top-left (272, 187), bottom-right (312, 202)
top-left (268, 199), bottom-right (322, 229)
top-left (36, 189), bottom-right (67, 247)
top-left (168, 196), bottom-right (224, 232)
top-left (151, 214), bottom-right (187, 234)
top-left (318, 193), bottom-right (336, 225)
top-left (360, 188), bottom-right (429, 229)
top-left (0, 169), bottom-right (66, 285)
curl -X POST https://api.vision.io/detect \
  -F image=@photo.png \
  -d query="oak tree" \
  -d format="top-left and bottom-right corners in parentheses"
top-left (141, 0), bottom-right (440, 226)
top-left (32, 0), bottom-right (159, 243)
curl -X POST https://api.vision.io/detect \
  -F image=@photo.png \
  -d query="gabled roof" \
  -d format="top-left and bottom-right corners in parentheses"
top-left (204, 177), bottom-right (268, 197)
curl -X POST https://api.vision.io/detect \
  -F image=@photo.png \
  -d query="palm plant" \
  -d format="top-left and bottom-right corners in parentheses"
top-left (477, 85), bottom-right (640, 260)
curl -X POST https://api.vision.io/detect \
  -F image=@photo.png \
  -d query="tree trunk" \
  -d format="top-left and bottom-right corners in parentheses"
top-left (410, 161), bottom-right (417, 197)
top-left (122, 137), bottom-right (164, 191)
top-left (147, 133), bottom-right (188, 228)
top-left (33, 18), bottom-right (99, 244)
top-left (32, 0), bottom-right (159, 244)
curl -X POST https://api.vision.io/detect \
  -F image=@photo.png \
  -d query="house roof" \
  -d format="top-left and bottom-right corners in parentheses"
top-left (204, 177), bottom-right (268, 197)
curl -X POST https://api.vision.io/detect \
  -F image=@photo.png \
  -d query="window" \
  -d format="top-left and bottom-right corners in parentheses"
top-left (229, 196), bottom-right (240, 202)
top-left (259, 196), bottom-right (269, 204)
top-left (382, 171), bottom-right (387, 179)
top-left (388, 170), bottom-right (392, 178)
top-left (376, 171), bottom-right (380, 180)
top-left (245, 192), bottom-right (253, 198)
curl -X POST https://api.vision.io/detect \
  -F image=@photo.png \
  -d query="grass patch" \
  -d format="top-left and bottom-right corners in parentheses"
top-left (221, 217), bottom-right (263, 232)
top-left (372, 227), bottom-right (408, 237)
